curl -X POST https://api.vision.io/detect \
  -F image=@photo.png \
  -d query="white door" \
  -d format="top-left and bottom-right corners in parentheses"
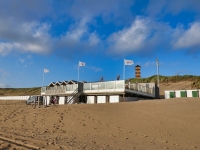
top-left (59, 97), bottom-right (65, 105)
top-left (87, 96), bottom-right (95, 104)
top-left (97, 96), bottom-right (106, 103)
top-left (110, 95), bottom-right (119, 103)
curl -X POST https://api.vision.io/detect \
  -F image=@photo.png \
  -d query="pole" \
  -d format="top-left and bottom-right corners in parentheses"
top-left (158, 63), bottom-right (159, 87)
top-left (123, 59), bottom-right (125, 80)
top-left (156, 58), bottom-right (159, 87)
top-left (78, 61), bottom-right (79, 81)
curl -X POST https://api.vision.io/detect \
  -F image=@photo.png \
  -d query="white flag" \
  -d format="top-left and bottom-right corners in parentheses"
top-left (79, 61), bottom-right (86, 66)
top-left (44, 69), bottom-right (49, 73)
top-left (124, 59), bottom-right (134, 65)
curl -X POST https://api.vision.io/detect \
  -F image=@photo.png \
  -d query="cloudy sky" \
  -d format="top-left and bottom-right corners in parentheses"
top-left (0, 0), bottom-right (200, 88)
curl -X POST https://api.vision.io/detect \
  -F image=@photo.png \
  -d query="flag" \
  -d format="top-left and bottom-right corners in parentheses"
top-left (79, 61), bottom-right (86, 66)
top-left (124, 59), bottom-right (134, 65)
top-left (44, 69), bottom-right (49, 73)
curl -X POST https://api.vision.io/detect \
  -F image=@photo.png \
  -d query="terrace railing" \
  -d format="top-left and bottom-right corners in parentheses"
top-left (66, 84), bottom-right (78, 93)
top-left (44, 86), bottom-right (66, 95)
top-left (83, 80), bottom-right (124, 92)
top-left (41, 80), bottom-right (155, 97)
top-left (125, 83), bottom-right (155, 96)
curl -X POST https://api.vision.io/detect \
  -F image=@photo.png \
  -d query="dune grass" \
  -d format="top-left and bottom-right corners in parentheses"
top-left (128, 75), bottom-right (200, 88)
top-left (0, 87), bottom-right (40, 96)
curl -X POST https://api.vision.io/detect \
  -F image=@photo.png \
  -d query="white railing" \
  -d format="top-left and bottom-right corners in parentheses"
top-left (41, 87), bottom-right (46, 94)
top-left (125, 83), bottom-right (155, 95)
top-left (66, 84), bottom-right (78, 91)
top-left (43, 85), bottom-right (68, 95)
top-left (84, 80), bottom-right (124, 92)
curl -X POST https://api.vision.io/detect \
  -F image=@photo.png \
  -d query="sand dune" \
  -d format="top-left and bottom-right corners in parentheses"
top-left (0, 99), bottom-right (200, 149)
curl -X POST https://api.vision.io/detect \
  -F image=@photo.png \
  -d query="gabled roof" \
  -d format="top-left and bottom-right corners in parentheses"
top-left (48, 80), bottom-right (86, 87)
top-left (55, 81), bottom-right (62, 85)
top-left (67, 80), bottom-right (78, 84)
top-left (48, 82), bottom-right (56, 86)
top-left (61, 80), bottom-right (68, 85)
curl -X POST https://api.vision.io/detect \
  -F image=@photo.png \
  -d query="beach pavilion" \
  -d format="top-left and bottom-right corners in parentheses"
top-left (41, 79), bottom-right (159, 105)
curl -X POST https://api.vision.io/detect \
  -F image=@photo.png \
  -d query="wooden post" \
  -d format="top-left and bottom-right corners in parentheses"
top-left (37, 96), bottom-right (40, 108)
top-left (34, 97), bottom-right (36, 109)
top-left (43, 96), bottom-right (45, 108)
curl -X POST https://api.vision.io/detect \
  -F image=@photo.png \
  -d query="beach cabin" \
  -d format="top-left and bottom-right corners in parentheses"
top-left (165, 89), bottom-right (200, 99)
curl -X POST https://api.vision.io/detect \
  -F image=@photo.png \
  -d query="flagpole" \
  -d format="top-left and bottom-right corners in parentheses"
top-left (123, 59), bottom-right (125, 80)
top-left (156, 58), bottom-right (159, 87)
top-left (78, 61), bottom-right (79, 81)
top-left (42, 70), bottom-right (44, 87)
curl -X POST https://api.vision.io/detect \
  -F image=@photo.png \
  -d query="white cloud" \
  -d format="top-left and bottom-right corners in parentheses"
top-left (173, 22), bottom-right (200, 49)
top-left (109, 19), bottom-right (148, 52)
top-left (88, 32), bottom-right (100, 46)
top-left (0, 15), bottom-right (101, 57)
top-left (57, 18), bottom-right (101, 55)
top-left (0, 0), bottom-right (200, 58)
top-left (0, 43), bottom-right (14, 56)
top-left (107, 17), bottom-right (171, 55)
top-left (107, 17), bottom-right (200, 55)
top-left (0, 21), bottom-right (52, 56)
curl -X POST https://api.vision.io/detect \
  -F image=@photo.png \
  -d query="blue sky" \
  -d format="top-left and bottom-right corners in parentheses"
top-left (0, 0), bottom-right (200, 88)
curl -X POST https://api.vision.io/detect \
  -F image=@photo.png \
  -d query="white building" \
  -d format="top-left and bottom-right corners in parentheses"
top-left (41, 80), bottom-right (159, 105)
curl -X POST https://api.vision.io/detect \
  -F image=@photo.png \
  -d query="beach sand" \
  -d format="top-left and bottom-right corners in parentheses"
top-left (0, 98), bottom-right (200, 150)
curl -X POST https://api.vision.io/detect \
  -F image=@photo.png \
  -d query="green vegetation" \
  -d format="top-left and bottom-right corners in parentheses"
top-left (0, 87), bottom-right (40, 96)
top-left (128, 75), bottom-right (200, 89)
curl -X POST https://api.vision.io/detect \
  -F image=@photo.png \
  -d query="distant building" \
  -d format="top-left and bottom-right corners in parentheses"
top-left (135, 65), bottom-right (141, 78)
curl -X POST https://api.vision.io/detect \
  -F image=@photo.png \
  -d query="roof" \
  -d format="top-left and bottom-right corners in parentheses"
top-left (67, 80), bottom-right (78, 84)
top-left (48, 82), bottom-right (56, 86)
top-left (61, 81), bottom-right (68, 85)
top-left (55, 81), bottom-right (62, 85)
top-left (48, 80), bottom-right (80, 86)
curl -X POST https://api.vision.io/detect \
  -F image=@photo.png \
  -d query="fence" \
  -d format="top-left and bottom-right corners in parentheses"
top-left (83, 80), bottom-right (124, 91)
top-left (125, 83), bottom-right (155, 95)
top-left (0, 96), bottom-right (30, 100)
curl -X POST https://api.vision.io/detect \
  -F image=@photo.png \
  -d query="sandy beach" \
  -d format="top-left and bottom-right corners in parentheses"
top-left (0, 98), bottom-right (200, 150)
